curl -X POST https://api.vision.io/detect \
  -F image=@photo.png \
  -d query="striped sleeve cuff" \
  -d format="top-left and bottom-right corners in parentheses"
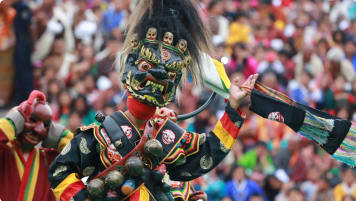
top-left (225, 102), bottom-right (245, 128)
top-left (53, 173), bottom-right (86, 201)
top-left (213, 103), bottom-right (245, 149)
top-left (57, 130), bottom-right (74, 152)
top-left (0, 119), bottom-right (16, 142)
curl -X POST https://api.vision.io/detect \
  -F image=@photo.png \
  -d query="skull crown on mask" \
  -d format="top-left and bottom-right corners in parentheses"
top-left (122, 28), bottom-right (191, 107)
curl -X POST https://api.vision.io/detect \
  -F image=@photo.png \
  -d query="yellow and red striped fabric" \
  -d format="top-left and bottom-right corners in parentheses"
top-left (213, 112), bottom-right (241, 149)
top-left (15, 147), bottom-right (40, 201)
top-left (129, 185), bottom-right (153, 201)
top-left (53, 173), bottom-right (85, 201)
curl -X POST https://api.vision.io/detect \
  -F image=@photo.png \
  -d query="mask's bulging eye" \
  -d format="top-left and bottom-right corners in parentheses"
top-left (138, 60), bottom-right (153, 71)
top-left (168, 72), bottom-right (177, 81)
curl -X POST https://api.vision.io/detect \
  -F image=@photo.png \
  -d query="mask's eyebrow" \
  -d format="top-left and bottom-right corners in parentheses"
top-left (165, 60), bottom-right (185, 71)
top-left (165, 55), bottom-right (191, 71)
top-left (139, 46), bottom-right (160, 65)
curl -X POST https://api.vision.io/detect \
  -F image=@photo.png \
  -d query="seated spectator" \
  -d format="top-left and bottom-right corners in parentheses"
top-left (301, 165), bottom-right (322, 201)
top-left (315, 38), bottom-right (331, 65)
top-left (178, 83), bottom-right (199, 114)
top-left (260, 71), bottom-right (283, 91)
top-left (226, 11), bottom-right (251, 45)
top-left (326, 47), bottom-right (355, 82)
top-left (47, 79), bottom-right (63, 104)
top-left (288, 71), bottom-right (313, 105)
top-left (263, 175), bottom-right (283, 201)
top-left (226, 165), bottom-right (267, 201)
top-left (186, 107), bottom-right (211, 134)
top-left (342, 195), bottom-right (356, 201)
top-left (344, 39), bottom-right (356, 71)
top-left (278, 49), bottom-right (296, 81)
top-left (227, 42), bottom-right (258, 77)
top-left (202, 168), bottom-right (227, 201)
top-left (294, 45), bottom-right (324, 82)
top-left (102, 104), bottom-right (116, 116)
top-left (57, 89), bottom-right (72, 123)
top-left (250, 194), bottom-right (264, 201)
top-left (241, 111), bottom-right (293, 150)
top-left (224, 140), bottom-right (244, 172)
top-left (67, 110), bottom-right (83, 131)
top-left (207, 0), bottom-right (229, 46)
top-left (258, 51), bottom-right (286, 86)
top-left (72, 94), bottom-right (96, 125)
top-left (222, 197), bottom-right (233, 201)
top-left (310, 173), bottom-right (335, 201)
top-left (333, 166), bottom-right (356, 201)
top-left (101, 0), bottom-right (126, 39)
top-left (274, 135), bottom-right (308, 182)
top-left (287, 187), bottom-right (306, 201)
top-left (238, 141), bottom-right (275, 175)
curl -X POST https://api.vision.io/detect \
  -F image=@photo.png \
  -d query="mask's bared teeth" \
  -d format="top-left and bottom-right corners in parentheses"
top-left (146, 80), bottom-right (151, 87)
top-left (158, 85), bottom-right (164, 93)
top-left (139, 80), bottom-right (147, 90)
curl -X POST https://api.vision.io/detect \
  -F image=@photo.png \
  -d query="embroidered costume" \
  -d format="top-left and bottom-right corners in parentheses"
top-left (47, 0), bottom-right (356, 200)
top-left (49, 105), bottom-right (244, 201)
top-left (48, 0), bottom-right (247, 200)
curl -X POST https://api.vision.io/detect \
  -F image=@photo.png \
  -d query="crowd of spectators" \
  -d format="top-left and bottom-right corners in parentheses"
top-left (1, 0), bottom-right (356, 200)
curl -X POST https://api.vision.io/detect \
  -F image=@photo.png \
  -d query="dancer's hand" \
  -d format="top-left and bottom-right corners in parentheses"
top-left (229, 74), bottom-right (258, 110)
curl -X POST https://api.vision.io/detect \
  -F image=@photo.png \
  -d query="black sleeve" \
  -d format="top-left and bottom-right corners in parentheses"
top-left (48, 131), bottom-right (101, 201)
top-left (166, 103), bottom-right (245, 181)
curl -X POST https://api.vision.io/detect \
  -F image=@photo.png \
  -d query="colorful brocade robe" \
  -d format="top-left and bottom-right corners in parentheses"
top-left (0, 118), bottom-right (73, 201)
top-left (49, 103), bottom-right (245, 201)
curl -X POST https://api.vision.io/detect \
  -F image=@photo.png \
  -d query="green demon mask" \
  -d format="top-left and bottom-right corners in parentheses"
top-left (122, 28), bottom-right (191, 107)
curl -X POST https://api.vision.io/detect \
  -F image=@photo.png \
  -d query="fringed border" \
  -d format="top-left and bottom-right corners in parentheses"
top-left (332, 125), bottom-right (356, 167)
top-left (298, 111), bottom-right (334, 145)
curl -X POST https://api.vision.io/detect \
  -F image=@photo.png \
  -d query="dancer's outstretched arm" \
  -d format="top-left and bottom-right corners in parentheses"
top-left (245, 81), bottom-right (355, 166)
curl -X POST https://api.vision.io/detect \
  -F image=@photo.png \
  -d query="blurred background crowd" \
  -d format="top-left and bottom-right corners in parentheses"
top-left (1, 0), bottom-right (356, 200)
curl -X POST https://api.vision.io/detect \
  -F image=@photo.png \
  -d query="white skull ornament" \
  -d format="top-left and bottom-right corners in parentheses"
top-left (184, 56), bottom-right (191, 68)
top-left (163, 32), bottom-right (174, 45)
top-left (130, 34), bottom-right (139, 48)
top-left (146, 28), bottom-right (157, 40)
top-left (177, 39), bottom-right (187, 53)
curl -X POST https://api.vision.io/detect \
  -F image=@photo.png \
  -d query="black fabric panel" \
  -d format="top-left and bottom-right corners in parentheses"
top-left (142, 169), bottom-right (173, 201)
top-left (48, 131), bottom-right (103, 190)
top-left (321, 119), bottom-right (351, 154)
top-left (156, 119), bottom-right (185, 161)
top-left (111, 111), bottom-right (142, 141)
top-left (102, 115), bottom-right (136, 157)
top-left (249, 89), bottom-right (305, 132)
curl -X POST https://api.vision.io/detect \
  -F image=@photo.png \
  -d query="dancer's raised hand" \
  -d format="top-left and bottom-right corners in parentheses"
top-left (229, 74), bottom-right (258, 109)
